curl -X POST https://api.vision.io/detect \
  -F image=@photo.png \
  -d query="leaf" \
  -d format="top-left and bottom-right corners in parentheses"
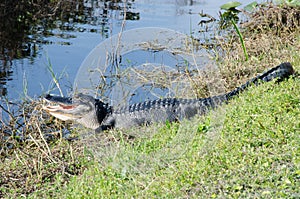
top-left (275, 0), bottom-right (300, 6)
top-left (244, 2), bottom-right (258, 12)
top-left (220, 1), bottom-right (242, 10)
top-left (286, 0), bottom-right (300, 7)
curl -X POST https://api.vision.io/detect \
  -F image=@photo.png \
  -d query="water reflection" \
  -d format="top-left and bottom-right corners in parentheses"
top-left (2, 0), bottom-right (254, 101)
top-left (0, 0), bottom-right (138, 97)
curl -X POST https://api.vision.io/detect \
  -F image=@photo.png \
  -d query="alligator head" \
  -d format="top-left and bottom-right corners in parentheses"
top-left (43, 93), bottom-right (111, 129)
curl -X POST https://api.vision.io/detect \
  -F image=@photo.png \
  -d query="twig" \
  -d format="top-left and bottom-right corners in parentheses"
top-left (0, 103), bottom-right (14, 120)
top-left (114, 0), bottom-right (127, 69)
top-left (29, 133), bottom-right (57, 164)
top-left (36, 121), bottom-right (54, 160)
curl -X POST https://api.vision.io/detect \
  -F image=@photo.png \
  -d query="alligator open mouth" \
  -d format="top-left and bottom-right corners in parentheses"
top-left (43, 94), bottom-right (81, 121)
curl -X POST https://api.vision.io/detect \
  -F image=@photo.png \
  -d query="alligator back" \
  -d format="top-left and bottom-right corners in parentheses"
top-left (101, 62), bottom-right (293, 129)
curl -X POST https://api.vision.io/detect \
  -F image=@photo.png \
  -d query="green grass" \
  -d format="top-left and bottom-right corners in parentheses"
top-left (2, 3), bottom-right (299, 198)
top-left (32, 74), bottom-right (298, 198)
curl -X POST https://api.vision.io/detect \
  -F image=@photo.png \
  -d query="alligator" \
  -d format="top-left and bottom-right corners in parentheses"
top-left (43, 62), bottom-right (294, 132)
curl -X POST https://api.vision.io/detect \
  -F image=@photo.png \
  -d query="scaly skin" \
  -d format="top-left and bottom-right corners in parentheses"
top-left (43, 62), bottom-right (294, 131)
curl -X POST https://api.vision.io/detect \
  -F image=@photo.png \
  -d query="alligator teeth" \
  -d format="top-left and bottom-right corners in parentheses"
top-left (42, 105), bottom-right (78, 121)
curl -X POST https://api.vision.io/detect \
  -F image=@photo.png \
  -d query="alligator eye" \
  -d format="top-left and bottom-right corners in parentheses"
top-left (45, 94), bottom-right (51, 100)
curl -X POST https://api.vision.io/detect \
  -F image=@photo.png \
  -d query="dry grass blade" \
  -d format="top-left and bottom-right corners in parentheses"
top-left (214, 3), bottom-right (300, 93)
top-left (0, 98), bottom-right (87, 197)
top-left (242, 3), bottom-right (300, 34)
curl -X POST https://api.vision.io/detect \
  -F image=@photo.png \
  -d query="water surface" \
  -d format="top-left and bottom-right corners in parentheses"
top-left (0, 0), bottom-right (259, 101)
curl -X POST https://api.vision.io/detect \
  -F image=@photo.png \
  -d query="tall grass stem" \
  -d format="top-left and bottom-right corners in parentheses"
top-left (231, 19), bottom-right (248, 61)
top-left (46, 58), bottom-right (63, 96)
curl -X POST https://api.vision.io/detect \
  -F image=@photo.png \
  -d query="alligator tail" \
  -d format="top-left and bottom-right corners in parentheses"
top-left (225, 62), bottom-right (294, 100)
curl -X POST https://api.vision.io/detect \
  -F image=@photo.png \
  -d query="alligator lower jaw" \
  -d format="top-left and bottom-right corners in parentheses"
top-left (43, 104), bottom-right (78, 121)
top-left (44, 104), bottom-right (76, 110)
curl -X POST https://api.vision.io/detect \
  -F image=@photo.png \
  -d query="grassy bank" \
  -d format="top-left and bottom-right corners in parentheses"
top-left (58, 76), bottom-right (299, 198)
top-left (1, 2), bottom-right (299, 198)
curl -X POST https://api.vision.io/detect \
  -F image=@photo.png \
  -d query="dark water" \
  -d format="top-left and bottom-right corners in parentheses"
top-left (0, 0), bottom-right (258, 102)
